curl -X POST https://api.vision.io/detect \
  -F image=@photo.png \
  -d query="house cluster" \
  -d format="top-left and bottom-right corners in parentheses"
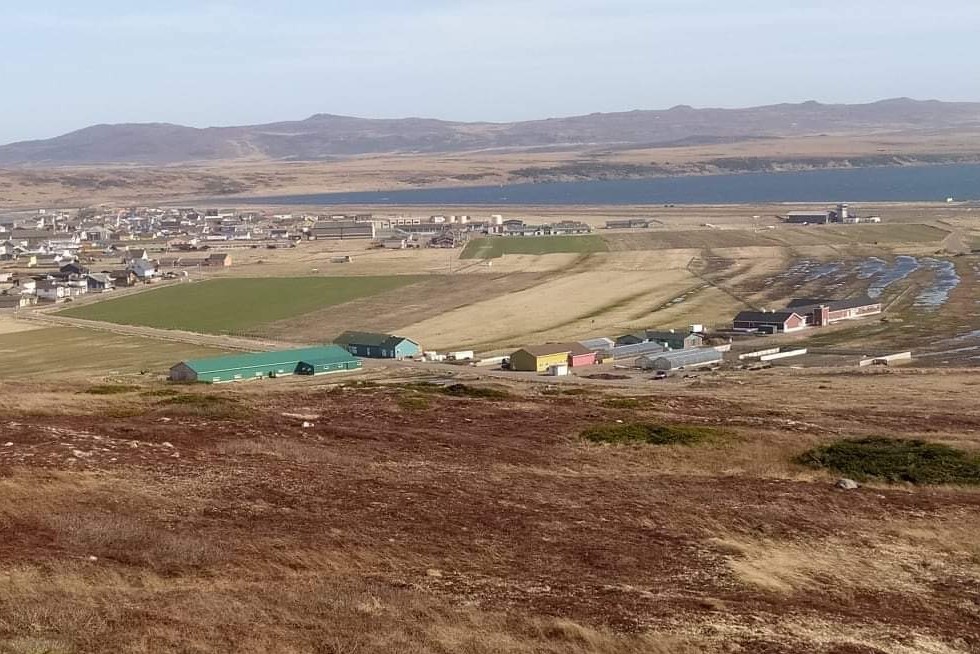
top-left (782, 204), bottom-right (881, 225)
top-left (732, 296), bottom-right (883, 334)
top-left (302, 213), bottom-right (591, 245)
top-left (507, 326), bottom-right (723, 375)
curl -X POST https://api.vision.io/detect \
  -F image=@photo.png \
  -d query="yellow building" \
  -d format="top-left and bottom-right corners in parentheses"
top-left (509, 343), bottom-right (594, 373)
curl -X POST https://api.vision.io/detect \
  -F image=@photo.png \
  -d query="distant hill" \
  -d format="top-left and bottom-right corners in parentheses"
top-left (2, 98), bottom-right (979, 166)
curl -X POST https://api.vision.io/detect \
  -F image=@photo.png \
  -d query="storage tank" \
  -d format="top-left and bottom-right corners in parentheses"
top-left (837, 203), bottom-right (849, 221)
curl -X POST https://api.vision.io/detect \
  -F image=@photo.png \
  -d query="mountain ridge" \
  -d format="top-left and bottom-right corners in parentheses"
top-left (2, 98), bottom-right (979, 166)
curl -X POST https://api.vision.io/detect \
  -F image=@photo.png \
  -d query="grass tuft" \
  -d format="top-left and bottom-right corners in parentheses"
top-left (796, 437), bottom-right (980, 485)
top-left (402, 382), bottom-right (511, 400)
top-left (582, 422), bottom-right (725, 446)
top-left (82, 384), bottom-right (139, 395)
top-left (602, 397), bottom-right (643, 409)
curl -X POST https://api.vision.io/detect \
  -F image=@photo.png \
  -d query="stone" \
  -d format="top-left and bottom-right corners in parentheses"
top-left (835, 478), bottom-right (859, 490)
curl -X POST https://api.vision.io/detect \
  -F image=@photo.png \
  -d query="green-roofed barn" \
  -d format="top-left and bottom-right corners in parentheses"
top-left (169, 345), bottom-right (362, 384)
top-left (333, 331), bottom-right (421, 359)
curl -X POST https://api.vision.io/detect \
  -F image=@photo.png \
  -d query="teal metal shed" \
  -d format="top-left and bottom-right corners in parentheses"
top-left (169, 345), bottom-right (362, 383)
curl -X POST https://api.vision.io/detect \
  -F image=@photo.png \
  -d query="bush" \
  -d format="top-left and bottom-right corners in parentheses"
top-left (796, 437), bottom-right (980, 485)
top-left (397, 394), bottom-right (430, 411)
top-left (602, 397), bottom-right (642, 409)
top-left (140, 388), bottom-right (181, 398)
top-left (157, 394), bottom-right (243, 419)
top-left (82, 384), bottom-right (138, 395)
top-left (402, 382), bottom-right (510, 400)
top-left (582, 422), bottom-right (724, 446)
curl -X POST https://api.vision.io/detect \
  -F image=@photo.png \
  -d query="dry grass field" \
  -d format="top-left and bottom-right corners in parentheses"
top-left (0, 365), bottom-right (978, 653)
top-left (0, 326), bottom-right (229, 379)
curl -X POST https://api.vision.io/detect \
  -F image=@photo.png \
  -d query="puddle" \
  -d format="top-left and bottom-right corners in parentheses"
top-left (913, 258), bottom-right (960, 309)
top-left (803, 262), bottom-right (843, 282)
top-left (864, 255), bottom-right (920, 299)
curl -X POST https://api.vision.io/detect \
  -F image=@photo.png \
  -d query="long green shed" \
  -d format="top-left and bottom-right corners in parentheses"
top-left (169, 345), bottom-right (361, 384)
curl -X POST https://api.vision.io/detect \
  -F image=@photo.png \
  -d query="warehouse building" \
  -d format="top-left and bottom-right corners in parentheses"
top-left (636, 348), bottom-right (723, 371)
top-left (733, 310), bottom-right (807, 333)
top-left (307, 220), bottom-right (376, 240)
top-left (169, 345), bottom-right (361, 383)
top-left (608, 341), bottom-right (665, 360)
top-left (509, 343), bottom-right (597, 372)
top-left (333, 331), bottom-right (421, 359)
top-left (615, 329), bottom-right (702, 350)
top-left (784, 210), bottom-right (834, 225)
top-left (786, 296), bottom-right (882, 325)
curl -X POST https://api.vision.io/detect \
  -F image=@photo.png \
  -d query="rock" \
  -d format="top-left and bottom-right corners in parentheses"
top-left (426, 568), bottom-right (443, 578)
top-left (3, 442), bottom-right (12, 447)
top-left (88, 555), bottom-right (98, 562)
top-left (161, 442), bottom-right (174, 449)
top-left (302, 421), bottom-right (315, 429)
top-left (835, 478), bottom-right (859, 490)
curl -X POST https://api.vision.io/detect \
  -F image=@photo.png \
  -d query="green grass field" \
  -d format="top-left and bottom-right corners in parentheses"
top-left (461, 235), bottom-right (608, 259)
top-left (0, 327), bottom-right (229, 378)
top-left (60, 276), bottom-right (423, 334)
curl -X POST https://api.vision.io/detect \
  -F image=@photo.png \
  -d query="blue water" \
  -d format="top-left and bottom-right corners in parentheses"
top-left (242, 163), bottom-right (980, 205)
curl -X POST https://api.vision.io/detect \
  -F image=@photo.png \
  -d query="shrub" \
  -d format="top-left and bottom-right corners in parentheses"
top-left (602, 397), bottom-right (643, 409)
top-left (397, 394), bottom-right (430, 411)
top-left (582, 422), bottom-right (724, 446)
top-left (402, 382), bottom-right (510, 400)
top-left (796, 437), bottom-right (980, 485)
top-left (140, 388), bottom-right (181, 398)
top-left (82, 384), bottom-right (138, 395)
top-left (157, 394), bottom-right (244, 419)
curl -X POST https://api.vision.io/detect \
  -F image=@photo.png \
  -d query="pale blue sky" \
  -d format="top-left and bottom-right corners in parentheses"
top-left (1, 0), bottom-right (978, 143)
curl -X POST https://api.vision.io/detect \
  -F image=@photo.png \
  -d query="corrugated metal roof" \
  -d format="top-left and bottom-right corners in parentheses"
top-left (179, 346), bottom-right (356, 375)
top-left (642, 348), bottom-right (723, 366)
top-left (609, 341), bottom-right (665, 359)
top-left (579, 337), bottom-right (615, 352)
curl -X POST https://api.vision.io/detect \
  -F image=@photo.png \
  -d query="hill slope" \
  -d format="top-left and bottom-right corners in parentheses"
top-left (2, 98), bottom-right (979, 165)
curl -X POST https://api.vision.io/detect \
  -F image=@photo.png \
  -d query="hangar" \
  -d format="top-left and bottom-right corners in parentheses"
top-left (169, 345), bottom-right (361, 383)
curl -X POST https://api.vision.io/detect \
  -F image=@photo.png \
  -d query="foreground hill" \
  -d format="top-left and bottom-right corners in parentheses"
top-left (2, 98), bottom-right (980, 165)
top-left (0, 368), bottom-right (978, 652)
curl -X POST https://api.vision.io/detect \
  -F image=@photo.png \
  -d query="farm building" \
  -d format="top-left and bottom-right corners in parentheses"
top-left (605, 219), bottom-right (650, 229)
top-left (786, 296), bottom-right (882, 325)
top-left (733, 310), bottom-right (807, 333)
top-left (307, 221), bottom-right (376, 240)
top-left (615, 329), bottom-right (701, 350)
top-left (333, 331), bottom-right (421, 359)
top-left (169, 345), bottom-right (361, 384)
top-left (509, 343), bottom-right (597, 373)
top-left (579, 337), bottom-right (615, 354)
top-left (637, 348), bottom-right (723, 371)
top-left (608, 341), bottom-right (665, 360)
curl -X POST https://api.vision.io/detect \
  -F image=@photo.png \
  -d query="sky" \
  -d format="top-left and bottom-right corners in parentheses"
top-left (1, 0), bottom-right (978, 143)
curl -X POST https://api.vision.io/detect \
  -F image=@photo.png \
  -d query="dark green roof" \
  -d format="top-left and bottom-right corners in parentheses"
top-left (177, 346), bottom-right (357, 375)
top-left (334, 330), bottom-right (417, 349)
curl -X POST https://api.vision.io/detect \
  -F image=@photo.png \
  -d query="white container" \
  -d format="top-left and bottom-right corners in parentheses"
top-left (547, 363), bottom-right (569, 376)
